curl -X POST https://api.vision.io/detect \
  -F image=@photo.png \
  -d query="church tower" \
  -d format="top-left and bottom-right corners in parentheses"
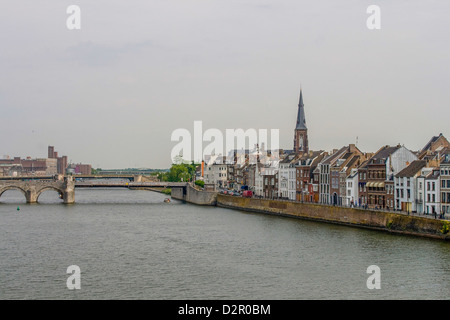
top-left (294, 89), bottom-right (309, 154)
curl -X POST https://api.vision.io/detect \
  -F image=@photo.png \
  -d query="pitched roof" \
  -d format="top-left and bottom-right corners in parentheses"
top-left (372, 145), bottom-right (401, 161)
top-left (321, 146), bottom-right (348, 164)
top-left (395, 160), bottom-right (427, 178)
top-left (421, 135), bottom-right (440, 153)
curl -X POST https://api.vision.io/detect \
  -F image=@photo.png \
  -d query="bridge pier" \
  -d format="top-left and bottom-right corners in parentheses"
top-left (26, 188), bottom-right (38, 204)
top-left (63, 176), bottom-right (75, 204)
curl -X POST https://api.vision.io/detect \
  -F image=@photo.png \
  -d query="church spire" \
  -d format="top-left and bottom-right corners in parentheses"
top-left (296, 88), bottom-right (307, 130)
top-left (294, 88), bottom-right (309, 154)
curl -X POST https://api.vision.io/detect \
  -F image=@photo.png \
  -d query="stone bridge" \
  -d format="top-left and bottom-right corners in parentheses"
top-left (0, 176), bottom-right (75, 204)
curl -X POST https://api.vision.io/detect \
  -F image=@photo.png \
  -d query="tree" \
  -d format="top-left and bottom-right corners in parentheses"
top-left (159, 160), bottom-right (199, 182)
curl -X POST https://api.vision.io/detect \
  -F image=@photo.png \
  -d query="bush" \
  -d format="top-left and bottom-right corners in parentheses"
top-left (195, 180), bottom-right (205, 188)
top-left (161, 188), bottom-right (171, 195)
top-left (440, 221), bottom-right (449, 234)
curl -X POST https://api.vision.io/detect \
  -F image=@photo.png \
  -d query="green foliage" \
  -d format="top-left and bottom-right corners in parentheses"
top-left (159, 159), bottom-right (199, 183)
top-left (195, 180), bottom-right (205, 188)
top-left (386, 220), bottom-right (393, 229)
top-left (440, 221), bottom-right (449, 234)
top-left (161, 188), bottom-right (171, 195)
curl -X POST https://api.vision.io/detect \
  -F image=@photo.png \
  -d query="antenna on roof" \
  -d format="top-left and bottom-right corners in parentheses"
top-left (356, 136), bottom-right (358, 147)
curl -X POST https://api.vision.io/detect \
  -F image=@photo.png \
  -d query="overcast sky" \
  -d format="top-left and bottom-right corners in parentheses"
top-left (0, 0), bottom-right (449, 169)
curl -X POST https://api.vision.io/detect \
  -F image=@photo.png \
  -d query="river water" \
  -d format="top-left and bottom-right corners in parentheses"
top-left (0, 188), bottom-right (449, 300)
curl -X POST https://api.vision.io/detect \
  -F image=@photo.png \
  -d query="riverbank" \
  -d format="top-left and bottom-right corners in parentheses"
top-left (130, 187), bottom-right (171, 195)
top-left (215, 195), bottom-right (450, 241)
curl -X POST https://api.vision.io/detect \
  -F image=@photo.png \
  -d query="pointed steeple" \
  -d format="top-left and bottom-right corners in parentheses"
top-left (296, 89), bottom-right (307, 130)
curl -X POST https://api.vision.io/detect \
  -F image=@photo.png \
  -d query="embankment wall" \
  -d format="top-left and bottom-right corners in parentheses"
top-left (217, 195), bottom-right (450, 240)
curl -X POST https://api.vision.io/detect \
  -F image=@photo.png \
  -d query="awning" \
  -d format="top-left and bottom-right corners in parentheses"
top-left (366, 182), bottom-right (373, 187)
top-left (378, 182), bottom-right (385, 188)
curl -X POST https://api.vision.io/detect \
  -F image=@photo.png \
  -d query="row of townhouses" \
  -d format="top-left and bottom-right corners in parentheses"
top-left (201, 90), bottom-right (450, 216)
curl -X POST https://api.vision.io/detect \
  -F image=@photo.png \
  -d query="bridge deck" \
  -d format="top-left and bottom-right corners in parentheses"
top-left (74, 182), bottom-right (188, 188)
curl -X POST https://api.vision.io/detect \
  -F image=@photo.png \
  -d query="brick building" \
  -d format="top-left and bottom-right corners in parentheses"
top-left (48, 146), bottom-right (68, 175)
top-left (295, 151), bottom-right (326, 203)
top-left (365, 145), bottom-right (417, 209)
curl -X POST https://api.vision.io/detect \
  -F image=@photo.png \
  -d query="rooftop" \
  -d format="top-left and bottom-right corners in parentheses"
top-left (395, 160), bottom-right (427, 178)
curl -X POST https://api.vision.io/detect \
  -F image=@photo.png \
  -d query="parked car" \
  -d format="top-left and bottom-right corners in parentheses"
top-left (242, 190), bottom-right (253, 198)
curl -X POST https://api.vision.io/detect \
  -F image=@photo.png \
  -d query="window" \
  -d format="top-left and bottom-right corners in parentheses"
top-left (432, 182), bottom-right (435, 191)
top-left (432, 194), bottom-right (435, 202)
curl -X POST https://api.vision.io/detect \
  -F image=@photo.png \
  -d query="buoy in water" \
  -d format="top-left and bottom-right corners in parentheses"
top-left (17, 206), bottom-right (20, 211)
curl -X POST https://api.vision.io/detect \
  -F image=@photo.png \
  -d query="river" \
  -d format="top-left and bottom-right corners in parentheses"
top-left (0, 188), bottom-right (449, 299)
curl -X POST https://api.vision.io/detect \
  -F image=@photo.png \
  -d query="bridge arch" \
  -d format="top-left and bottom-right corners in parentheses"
top-left (0, 186), bottom-right (27, 202)
top-left (36, 186), bottom-right (64, 202)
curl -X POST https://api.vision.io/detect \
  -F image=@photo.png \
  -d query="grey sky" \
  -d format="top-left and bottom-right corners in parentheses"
top-left (0, 0), bottom-right (449, 169)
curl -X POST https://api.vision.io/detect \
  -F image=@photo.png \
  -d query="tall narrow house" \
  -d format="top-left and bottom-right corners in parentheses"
top-left (294, 89), bottom-right (309, 154)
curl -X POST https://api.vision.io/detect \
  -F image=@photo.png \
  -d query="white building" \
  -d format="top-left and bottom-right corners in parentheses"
top-left (278, 153), bottom-right (297, 200)
top-left (394, 160), bottom-right (427, 213)
top-left (254, 164), bottom-right (264, 197)
top-left (424, 168), bottom-right (440, 215)
top-left (288, 163), bottom-right (297, 201)
top-left (346, 169), bottom-right (359, 207)
top-left (203, 155), bottom-right (230, 188)
top-left (440, 153), bottom-right (450, 217)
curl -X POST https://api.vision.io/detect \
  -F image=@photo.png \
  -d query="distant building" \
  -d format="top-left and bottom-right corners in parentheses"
top-left (0, 157), bottom-right (57, 176)
top-left (0, 163), bottom-right (22, 177)
top-left (67, 163), bottom-right (92, 175)
top-left (48, 146), bottom-right (69, 174)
